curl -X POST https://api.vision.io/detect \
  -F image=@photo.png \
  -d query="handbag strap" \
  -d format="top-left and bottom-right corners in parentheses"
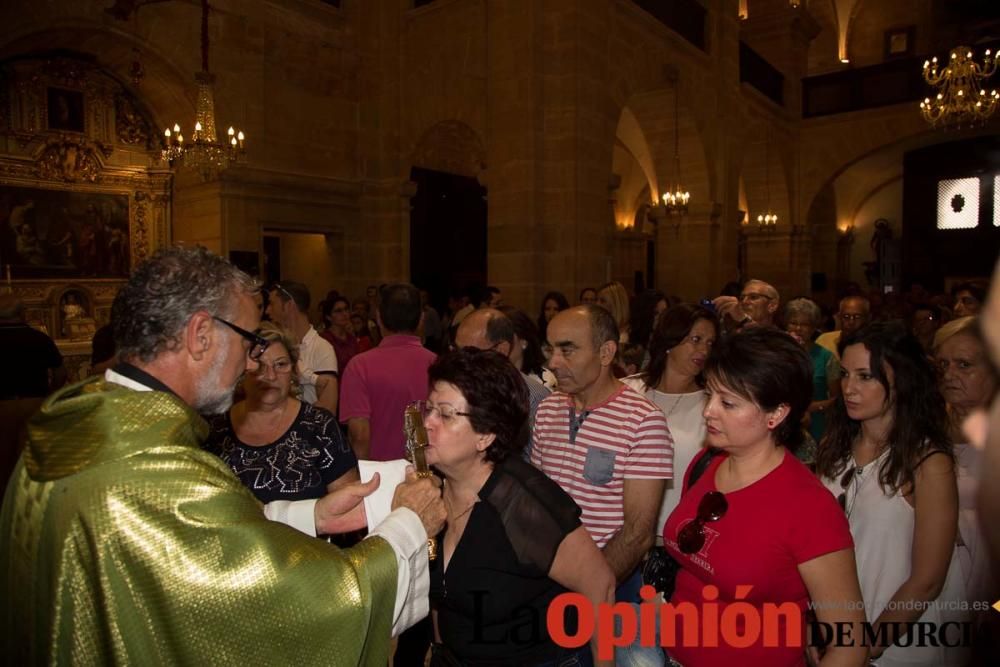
top-left (683, 447), bottom-right (722, 494)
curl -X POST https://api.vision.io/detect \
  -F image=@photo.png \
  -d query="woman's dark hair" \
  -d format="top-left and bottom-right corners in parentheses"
top-left (630, 289), bottom-right (666, 348)
top-left (951, 281), bottom-right (986, 304)
top-left (321, 295), bottom-right (350, 327)
top-left (642, 303), bottom-right (719, 391)
top-left (704, 326), bottom-right (812, 453)
top-left (500, 306), bottom-right (546, 377)
top-left (428, 348), bottom-right (529, 464)
top-left (815, 321), bottom-right (951, 495)
top-left (537, 291), bottom-right (569, 341)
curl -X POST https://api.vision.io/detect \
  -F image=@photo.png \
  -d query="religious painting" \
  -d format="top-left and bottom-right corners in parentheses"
top-left (0, 185), bottom-right (130, 278)
top-left (47, 87), bottom-right (85, 132)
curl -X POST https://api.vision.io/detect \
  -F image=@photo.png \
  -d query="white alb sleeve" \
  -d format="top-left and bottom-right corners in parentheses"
top-left (368, 507), bottom-right (430, 636)
top-left (262, 499), bottom-right (318, 537)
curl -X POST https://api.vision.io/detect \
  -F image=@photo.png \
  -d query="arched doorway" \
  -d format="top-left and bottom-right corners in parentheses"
top-left (408, 120), bottom-right (488, 312)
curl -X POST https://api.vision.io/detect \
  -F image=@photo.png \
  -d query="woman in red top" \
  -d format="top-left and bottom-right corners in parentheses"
top-left (320, 296), bottom-right (360, 371)
top-left (662, 327), bottom-right (867, 667)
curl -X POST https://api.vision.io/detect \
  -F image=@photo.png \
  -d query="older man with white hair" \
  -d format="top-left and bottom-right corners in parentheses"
top-left (713, 278), bottom-right (781, 330)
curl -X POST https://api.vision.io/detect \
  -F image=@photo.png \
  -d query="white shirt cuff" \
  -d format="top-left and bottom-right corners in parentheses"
top-left (369, 507), bottom-right (430, 637)
top-left (263, 499), bottom-right (318, 537)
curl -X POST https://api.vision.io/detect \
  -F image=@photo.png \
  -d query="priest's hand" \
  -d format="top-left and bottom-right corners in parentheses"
top-left (391, 467), bottom-right (446, 537)
top-left (314, 473), bottom-right (380, 535)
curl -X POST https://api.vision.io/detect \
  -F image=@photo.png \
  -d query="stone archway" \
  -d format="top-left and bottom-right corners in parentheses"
top-left (610, 83), bottom-right (714, 296)
top-left (410, 119), bottom-right (487, 183)
top-left (408, 120), bottom-right (488, 311)
top-left (803, 121), bottom-right (1000, 293)
top-left (0, 20), bottom-right (198, 134)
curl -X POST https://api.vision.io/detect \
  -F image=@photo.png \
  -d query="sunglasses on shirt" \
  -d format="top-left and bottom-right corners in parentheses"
top-left (836, 466), bottom-right (862, 517)
top-left (677, 490), bottom-right (728, 554)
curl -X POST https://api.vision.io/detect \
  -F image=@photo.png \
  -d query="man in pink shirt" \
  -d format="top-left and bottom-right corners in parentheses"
top-left (340, 283), bottom-right (436, 461)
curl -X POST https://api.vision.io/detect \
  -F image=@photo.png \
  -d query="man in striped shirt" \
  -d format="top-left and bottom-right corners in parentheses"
top-left (531, 305), bottom-right (673, 598)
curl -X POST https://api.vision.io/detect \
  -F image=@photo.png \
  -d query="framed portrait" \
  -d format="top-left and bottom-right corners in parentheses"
top-left (0, 185), bottom-right (130, 278)
top-left (884, 27), bottom-right (915, 60)
top-left (46, 87), bottom-right (85, 132)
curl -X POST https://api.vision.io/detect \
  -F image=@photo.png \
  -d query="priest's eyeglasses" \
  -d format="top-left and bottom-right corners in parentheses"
top-left (677, 491), bottom-right (728, 554)
top-left (212, 316), bottom-right (270, 361)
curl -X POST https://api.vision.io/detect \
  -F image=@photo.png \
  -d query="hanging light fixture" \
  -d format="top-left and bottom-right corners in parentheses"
top-left (920, 46), bottom-right (999, 128)
top-left (662, 85), bottom-right (690, 216)
top-left (162, 0), bottom-right (246, 178)
top-left (756, 128), bottom-right (777, 230)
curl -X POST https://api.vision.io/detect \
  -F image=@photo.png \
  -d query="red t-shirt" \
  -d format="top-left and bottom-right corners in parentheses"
top-left (662, 450), bottom-right (853, 667)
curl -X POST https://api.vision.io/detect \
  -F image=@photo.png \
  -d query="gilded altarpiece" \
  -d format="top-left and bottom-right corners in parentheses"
top-left (0, 54), bottom-right (172, 380)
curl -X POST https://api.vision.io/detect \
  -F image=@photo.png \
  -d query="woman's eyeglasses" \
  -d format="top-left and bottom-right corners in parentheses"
top-left (253, 358), bottom-right (294, 376)
top-left (414, 399), bottom-right (472, 426)
top-left (212, 316), bottom-right (269, 361)
top-left (837, 466), bottom-right (862, 517)
top-left (677, 491), bottom-right (728, 554)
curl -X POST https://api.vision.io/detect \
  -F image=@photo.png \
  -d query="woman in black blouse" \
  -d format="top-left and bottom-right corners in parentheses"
top-left (423, 348), bottom-right (615, 667)
top-left (203, 321), bottom-right (359, 505)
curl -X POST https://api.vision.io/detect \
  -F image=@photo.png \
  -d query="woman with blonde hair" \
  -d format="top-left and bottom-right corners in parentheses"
top-left (203, 321), bottom-right (359, 504)
top-left (597, 281), bottom-right (631, 343)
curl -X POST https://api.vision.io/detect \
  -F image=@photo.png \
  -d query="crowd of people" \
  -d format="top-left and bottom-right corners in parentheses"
top-left (1, 249), bottom-right (998, 667)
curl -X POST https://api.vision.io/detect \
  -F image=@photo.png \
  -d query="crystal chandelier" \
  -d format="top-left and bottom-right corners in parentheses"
top-left (662, 86), bottom-right (690, 216)
top-left (920, 46), bottom-right (999, 128)
top-left (756, 129), bottom-right (777, 230)
top-left (161, 0), bottom-right (246, 177)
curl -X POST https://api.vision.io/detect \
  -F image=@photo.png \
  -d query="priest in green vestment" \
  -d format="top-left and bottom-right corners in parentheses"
top-left (0, 247), bottom-right (445, 666)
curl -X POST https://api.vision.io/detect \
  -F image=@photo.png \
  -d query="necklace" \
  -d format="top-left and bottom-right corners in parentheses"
top-left (664, 393), bottom-right (685, 419)
top-left (444, 494), bottom-right (476, 522)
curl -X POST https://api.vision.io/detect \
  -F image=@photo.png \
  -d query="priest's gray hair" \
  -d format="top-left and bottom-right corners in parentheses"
top-left (112, 246), bottom-right (258, 363)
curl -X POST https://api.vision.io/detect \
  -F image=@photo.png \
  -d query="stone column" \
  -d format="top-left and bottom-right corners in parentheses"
top-left (485, 0), bottom-right (542, 311)
top-left (739, 222), bottom-right (811, 299)
top-left (355, 0), bottom-right (410, 293)
top-left (656, 202), bottom-right (724, 300)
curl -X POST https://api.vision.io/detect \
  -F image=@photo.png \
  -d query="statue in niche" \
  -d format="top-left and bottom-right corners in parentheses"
top-left (60, 289), bottom-right (96, 340)
top-left (864, 219), bottom-right (894, 288)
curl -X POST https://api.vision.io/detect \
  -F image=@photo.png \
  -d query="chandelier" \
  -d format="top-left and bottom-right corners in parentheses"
top-left (920, 46), bottom-right (999, 128)
top-left (662, 85), bottom-right (690, 216)
top-left (756, 128), bottom-right (777, 230)
top-left (161, 0), bottom-right (246, 177)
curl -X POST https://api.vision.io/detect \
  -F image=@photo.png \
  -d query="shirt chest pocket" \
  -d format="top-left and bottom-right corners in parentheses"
top-left (583, 447), bottom-right (616, 486)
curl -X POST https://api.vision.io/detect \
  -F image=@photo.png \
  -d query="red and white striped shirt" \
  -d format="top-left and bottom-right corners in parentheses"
top-left (531, 383), bottom-right (673, 548)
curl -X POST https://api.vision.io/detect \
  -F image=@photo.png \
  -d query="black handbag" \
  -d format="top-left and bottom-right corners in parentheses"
top-left (642, 447), bottom-right (722, 599)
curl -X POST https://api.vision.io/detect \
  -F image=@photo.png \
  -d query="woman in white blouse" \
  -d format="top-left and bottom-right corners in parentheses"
top-left (623, 303), bottom-right (719, 530)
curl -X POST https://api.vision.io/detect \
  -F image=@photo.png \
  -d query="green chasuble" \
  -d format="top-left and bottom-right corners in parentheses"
top-left (0, 378), bottom-right (398, 666)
